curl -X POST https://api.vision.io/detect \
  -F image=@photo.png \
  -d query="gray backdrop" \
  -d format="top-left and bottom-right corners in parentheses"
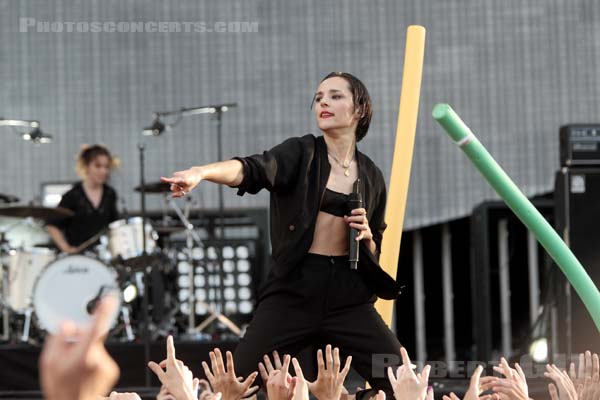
top-left (1, 0), bottom-right (599, 229)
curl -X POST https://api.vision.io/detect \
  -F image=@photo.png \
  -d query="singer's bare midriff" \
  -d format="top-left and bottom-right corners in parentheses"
top-left (308, 211), bottom-right (349, 256)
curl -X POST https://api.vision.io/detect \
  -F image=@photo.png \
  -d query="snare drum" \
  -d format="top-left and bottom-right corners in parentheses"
top-left (107, 217), bottom-right (157, 261)
top-left (2, 248), bottom-right (55, 312)
top-left (32, 255), bottom-right (121, 333)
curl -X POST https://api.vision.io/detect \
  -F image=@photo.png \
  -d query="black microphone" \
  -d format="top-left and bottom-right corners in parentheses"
top-left (348, 179), bottom-right (362, 270)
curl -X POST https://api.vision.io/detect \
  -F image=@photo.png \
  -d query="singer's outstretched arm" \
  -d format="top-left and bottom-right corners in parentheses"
top-left (161, 160), bottom-right (244, 198)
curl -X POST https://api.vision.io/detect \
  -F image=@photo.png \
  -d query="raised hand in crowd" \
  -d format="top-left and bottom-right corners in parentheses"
top-left (569, 351), bottom-right (600, 400)
top-left (148, 335), bottom-right (198, 400)
top-left (290, 357), bottom-right (310, 400)
top-left (259, 350), bottom-right (286, 385)
top-left (156, 379), bottom-right (200, 400)
top-left (443, 365), bottom-right (499, 400)
top-left (479, 358), bottom-right (528, 400)
top-left (201, 348), bottom-right (258, 400)
top-left (40, 296), bottom-right (120, 400)
top-left (545, 363), bottom-right (578, 400)
top-left (387, 347), bottom-right (430, 400)
top-left (306, 345), bottom-right (352, 400)
top-left (265, 354), bottom-right (298, 400)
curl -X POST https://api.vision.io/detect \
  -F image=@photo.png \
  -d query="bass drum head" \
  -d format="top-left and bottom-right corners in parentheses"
top-left (32, 255), bottom-right (121, 334)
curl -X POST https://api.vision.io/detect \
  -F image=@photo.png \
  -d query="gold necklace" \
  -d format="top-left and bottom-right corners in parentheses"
top-left (328, 152), bottom-right (354, 176)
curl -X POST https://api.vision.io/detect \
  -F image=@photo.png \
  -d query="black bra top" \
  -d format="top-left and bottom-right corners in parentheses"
top-left (320, 188), bottom-right (350, 218)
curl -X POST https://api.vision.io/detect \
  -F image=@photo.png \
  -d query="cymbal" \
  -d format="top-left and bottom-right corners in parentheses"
top-left (0, 217), bottom-right (50, 248)
top-left (0, 193), bottom-right (19, 204)
top-left (0, 206), bottom-right (74, 221)
top-left (134, 181), bottom-right (171, 194)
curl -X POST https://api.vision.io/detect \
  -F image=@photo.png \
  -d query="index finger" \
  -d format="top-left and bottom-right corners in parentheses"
top-left (263, 354), bottom-right (275, 373)
top-left (569, 362), bottom-right (577, 381)
top-left (226, 351), bottom-right (236, 377)
top-left (351, 208), bottom-right (367, 215)
top-left (400, 347), bottom-right (412, 369)
top-left (469, 365), bottom-right (483, 391)
top-left (281, 354), bottom-right (291, 376)
top-left (586, 351), bottom-right (593, 378)
top-left (161, 176), bottom-right (181, 185)
top-left (292, 358), bottom-right (305, 380)
top-left (273, 351), bottom-right (283, 370)
top-left (515, 363), bottom-right (526, 382)
top-left (578, 353), bottom-right (585, 379)
top-left (166, 335), bottom-right (176, 363)
top-left (316, 349), bottom-right (325, 373)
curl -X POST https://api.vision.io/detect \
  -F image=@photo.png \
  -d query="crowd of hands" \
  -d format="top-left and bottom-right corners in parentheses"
top-left (39, 297), bottom-right (600, 400)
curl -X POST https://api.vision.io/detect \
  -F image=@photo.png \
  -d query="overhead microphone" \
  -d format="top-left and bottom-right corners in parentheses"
top-left (23, 127), bottom-right (53, 144)
top-left (142, 116), bottom-right (166, 136)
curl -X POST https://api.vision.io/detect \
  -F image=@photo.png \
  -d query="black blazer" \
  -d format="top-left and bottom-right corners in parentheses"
top-left (233, 134), bottom-right (401, 300)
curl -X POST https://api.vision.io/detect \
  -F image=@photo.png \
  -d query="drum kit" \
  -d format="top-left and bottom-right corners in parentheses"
top-left (0, 181), bottom-right (231, 344)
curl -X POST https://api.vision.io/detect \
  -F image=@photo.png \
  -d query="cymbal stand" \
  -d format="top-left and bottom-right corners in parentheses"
top-left (0, 232), bottom-right (9, 341)
top-left (137, 143), bottom-right (151, 386)
top-left (165, 195), bottom-right (241, 337)
top-left (0, 221), bottom-right (34, 342)
top-left (20, 308), bottom-right (32, 342)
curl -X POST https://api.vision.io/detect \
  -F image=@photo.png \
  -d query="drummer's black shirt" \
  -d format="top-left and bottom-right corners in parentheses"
top-left (49, 182), bottom-right (119, 247)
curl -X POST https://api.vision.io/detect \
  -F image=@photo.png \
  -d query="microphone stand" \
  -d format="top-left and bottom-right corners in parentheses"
top-left (213, 106), bottom-right (227, 317)
top-left (145, 103), bottom-right (238, 334)
top-left (138, 143), bottom-right (151, 387)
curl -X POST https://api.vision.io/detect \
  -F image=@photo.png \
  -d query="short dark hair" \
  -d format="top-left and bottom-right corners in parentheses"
top-left (76, 144), bottom-right (118, 177)
top-left (320, 72), bottom-right (373, 142)
top-left (78, 144), bottom-right (112, 166)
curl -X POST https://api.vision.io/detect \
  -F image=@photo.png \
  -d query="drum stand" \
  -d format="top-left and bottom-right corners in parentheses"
top-left (165, 196), bottom-right (241, 337)
top-left (0, 266), bottom-right (8, 341)
top-left (20, 308), bottom-right (33, 342)
top-left (120, 306), bottom-right (135, 341)
top-left (0, 231), bottom-right (17, 341)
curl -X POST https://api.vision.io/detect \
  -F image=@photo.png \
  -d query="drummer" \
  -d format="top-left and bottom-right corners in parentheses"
top-left (47, 144), bottom-right (120, 254)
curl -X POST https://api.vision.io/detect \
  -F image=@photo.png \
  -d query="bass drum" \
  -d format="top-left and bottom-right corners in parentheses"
top-left (32, 255), bottom-right (121, 334)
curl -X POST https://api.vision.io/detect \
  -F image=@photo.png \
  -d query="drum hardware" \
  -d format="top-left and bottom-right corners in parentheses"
top-left (153, 225), bottom-right (186, 235)
top-left (137, 141), bottom-right (154, 386)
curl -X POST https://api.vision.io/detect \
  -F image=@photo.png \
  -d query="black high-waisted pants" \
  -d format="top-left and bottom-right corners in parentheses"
top-left (233, 253), bottom-right (402, 398)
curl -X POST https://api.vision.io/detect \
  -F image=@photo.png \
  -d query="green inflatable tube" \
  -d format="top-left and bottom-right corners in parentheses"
top-left (432, 103), bottom-right (600, 332)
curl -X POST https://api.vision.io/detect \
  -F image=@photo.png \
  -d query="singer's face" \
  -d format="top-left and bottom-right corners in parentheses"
top-left (85, 155), bottom-right (111, 185)
top-left (313, 77), bottom-right (359, 137)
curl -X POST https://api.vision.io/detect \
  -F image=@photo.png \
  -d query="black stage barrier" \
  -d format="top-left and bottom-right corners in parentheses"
top-left (0, 340), bottom-right (237, 391)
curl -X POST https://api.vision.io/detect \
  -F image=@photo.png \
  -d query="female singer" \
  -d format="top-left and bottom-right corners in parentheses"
top-left (162, 72), bottom-right (402, 398)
